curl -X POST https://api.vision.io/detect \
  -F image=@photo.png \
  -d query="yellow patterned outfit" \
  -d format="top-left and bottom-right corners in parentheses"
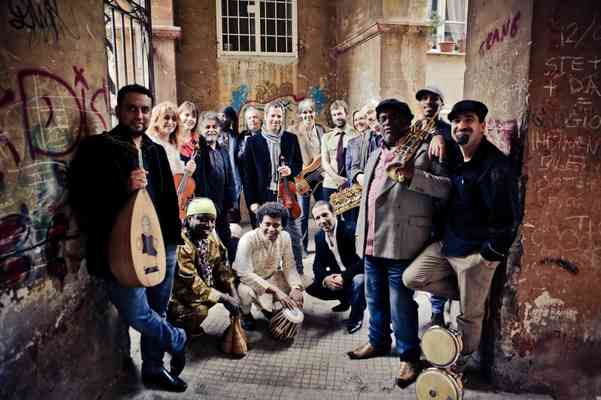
top-left (167, 232), bottom-right (235, 336)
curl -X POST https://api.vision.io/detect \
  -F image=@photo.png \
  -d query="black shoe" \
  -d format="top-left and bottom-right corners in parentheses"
top-left (170, 347), bottom-right (186, 377)
top-left (332, 302), bottom-right (351, 312)
top-left (241, 313), bottom-right (256, 331)
top-left (346, 319), bottom-right (363, 334)
top-left (142, 368), bottom-right (188, 392)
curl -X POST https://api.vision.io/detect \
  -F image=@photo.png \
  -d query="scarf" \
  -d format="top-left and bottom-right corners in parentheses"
top-left (262, 130), bottom-right (282, 190)
top-left (196, 239), bottom-right (213, 287)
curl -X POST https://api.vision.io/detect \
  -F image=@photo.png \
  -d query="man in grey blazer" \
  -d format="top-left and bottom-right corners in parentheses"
top-left (346, 99), bottom-right (451, 388)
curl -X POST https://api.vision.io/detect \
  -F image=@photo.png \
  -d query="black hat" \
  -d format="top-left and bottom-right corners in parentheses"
top-left (448, 100), bottom-right (488, 122)
top-left (415, 86), bottom-right (445, 103)
top-left (375, 99), bottom-right (414, 120)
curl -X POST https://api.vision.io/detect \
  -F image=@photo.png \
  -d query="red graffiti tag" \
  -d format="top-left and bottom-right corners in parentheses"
top-left (479, 11), bottom-right (521, 57)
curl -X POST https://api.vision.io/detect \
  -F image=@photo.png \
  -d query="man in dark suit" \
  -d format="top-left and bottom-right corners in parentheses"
top-left (306, 201), bottom-right (365, 334)
top-left (242, 100), bottom-right (304, 273)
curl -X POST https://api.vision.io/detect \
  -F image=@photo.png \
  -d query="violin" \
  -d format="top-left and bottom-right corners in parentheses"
top-left (277, 156), bottom-right (302, 220)
top-left (173, 144), bottom-right (198, 220)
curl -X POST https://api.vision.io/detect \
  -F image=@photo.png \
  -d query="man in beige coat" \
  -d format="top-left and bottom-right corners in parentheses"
top-left (347, 99), bottom-right (451, 388)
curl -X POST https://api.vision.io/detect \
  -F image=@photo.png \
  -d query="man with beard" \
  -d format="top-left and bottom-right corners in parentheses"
top-left (403, 100), bottom-right (519, 374)
top-left (237, 106), bottom-right (263, 227)
top-left (321, 100), bottom-right (357, 200)
top-left (242, 101), bottom-right (304, 274)
top-left (233, 202), bottom-right (305, 331)
top-left (347, 99), bottom-right (451, 389)
top-left (348, 100), bottom-right (381, 188)
top-left (305, 201), bottom-right (365, 334)
top-left (168, 198), bottom-right (240, 338)
top-left (190, 112), bottom-right (236, 261)
top-left (69, 84), bottom-right (188, 392)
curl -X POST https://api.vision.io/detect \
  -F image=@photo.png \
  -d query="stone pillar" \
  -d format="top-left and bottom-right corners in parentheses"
top-left (152, 0), bottom-right (181, 103)
top-left (465, 1), bottom-right (601, 398)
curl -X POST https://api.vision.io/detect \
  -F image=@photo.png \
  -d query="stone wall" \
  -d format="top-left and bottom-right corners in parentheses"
top-left (174, 0), bottom-right (335, 125)
top-left (466, 1), bottom-right (601, 398)
top-left (0, 1), bottom-right (125, 398)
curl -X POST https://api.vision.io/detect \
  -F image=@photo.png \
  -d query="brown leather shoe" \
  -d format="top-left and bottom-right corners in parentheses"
top-left (396, 360), bottom-right (420, 388)
top-left (347, 342), bottom-right (390, 359)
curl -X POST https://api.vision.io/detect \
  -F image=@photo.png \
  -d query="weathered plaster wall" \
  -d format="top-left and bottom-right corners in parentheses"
top-left (175, 0), bottom-right (335, 124)
top-left (466, 1), bottom-right (601, 398)
top-left (334, 0), bottom-right (430, 113)
top-left (425, 53), bottom-right (465, 116)
top-left (152, 0), bottom-right (180, 103)
top-left (0, 1), bottom-right (126, 398)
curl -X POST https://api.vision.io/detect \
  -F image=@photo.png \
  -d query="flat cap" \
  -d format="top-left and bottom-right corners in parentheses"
top-left (375, 98), bottom-right (414, 120)
top-left (415, 86), bottom-right (445, 103)
top-left (448, 100), bottom-right (488, 122)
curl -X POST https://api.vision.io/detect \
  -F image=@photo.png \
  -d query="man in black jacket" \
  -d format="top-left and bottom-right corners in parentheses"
top-left (190, 112), bottom-right (236, 261)
top-left (306, 201), bottom-right (365, 334)
top-left (242, 100), bottom-right (304, 273)
top-left (69, 84), bottom-right (187, 392)
top-left (403, 100), bottom-right (519, 374)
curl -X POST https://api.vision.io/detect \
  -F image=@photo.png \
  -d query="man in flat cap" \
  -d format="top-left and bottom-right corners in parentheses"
top-left (403, 99), bottom-right (519, 374)
top-left (347, 98), bottom-right (451, 388)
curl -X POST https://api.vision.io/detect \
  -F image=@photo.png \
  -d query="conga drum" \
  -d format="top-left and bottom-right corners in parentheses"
top-left (416, 367), bottom-right (463, 400)
top-left (269, 307), bottom-right (304, 341)
top-left (421, 325), bottom-right (463, 368)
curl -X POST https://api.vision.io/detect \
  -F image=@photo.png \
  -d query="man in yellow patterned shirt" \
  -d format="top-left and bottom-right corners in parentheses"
top-left (168, 198), bottom-right (240, 337)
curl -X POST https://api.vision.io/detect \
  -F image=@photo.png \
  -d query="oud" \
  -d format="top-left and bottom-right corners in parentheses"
top-left (109, 145), bottom-right (166, 287)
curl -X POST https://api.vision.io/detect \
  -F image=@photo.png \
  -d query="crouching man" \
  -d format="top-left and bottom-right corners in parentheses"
top-left (234, 202), bottom-right (305, 330)
top-left (168, 198), bottom-right (241, 337)
top-left (306, 201), bottom-right (366, 334)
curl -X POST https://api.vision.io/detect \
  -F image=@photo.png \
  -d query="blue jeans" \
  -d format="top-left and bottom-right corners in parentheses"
top-left (431, 295), bottom-right (446, 314)
top-left (106, 244), bottom-right (186, 374)
top-left (364, 256), bottom-right (420, 362)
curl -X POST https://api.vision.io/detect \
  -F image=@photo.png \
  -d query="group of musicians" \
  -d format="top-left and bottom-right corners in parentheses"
top-left (68, 83), bottom-right (519, 393)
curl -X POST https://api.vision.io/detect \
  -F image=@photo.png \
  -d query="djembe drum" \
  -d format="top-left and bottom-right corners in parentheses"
top-left (269, 307), bottom-right (304, 341)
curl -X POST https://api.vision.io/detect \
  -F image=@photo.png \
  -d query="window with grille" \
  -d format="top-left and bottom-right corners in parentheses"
top-left (104, 0), bottom-right (154, 124)
top-left (217, 0), bottom-right (297, 57)
top-left (430, 0), bottom-right (467, 51)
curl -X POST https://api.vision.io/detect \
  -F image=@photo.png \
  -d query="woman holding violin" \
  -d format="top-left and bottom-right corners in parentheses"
top-left (242, 100), bottom-right (305, 274)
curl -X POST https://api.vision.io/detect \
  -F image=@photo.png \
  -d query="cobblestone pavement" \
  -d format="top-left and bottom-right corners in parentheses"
top-left (104, 223), bottom-right (551, 400)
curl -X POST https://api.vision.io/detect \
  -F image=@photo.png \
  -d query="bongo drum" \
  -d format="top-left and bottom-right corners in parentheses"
top-left (269, 307), bottom-right (304, 341)
top-left (416, 367), bottom-right (463, 400)
top-left (421, 325), bottom-right (463, 368)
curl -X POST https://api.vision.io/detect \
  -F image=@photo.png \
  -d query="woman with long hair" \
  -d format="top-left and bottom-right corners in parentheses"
top-left (177, 101), bottom-right (199, 160)
top-left (147, 101), bottom-right (196, 176)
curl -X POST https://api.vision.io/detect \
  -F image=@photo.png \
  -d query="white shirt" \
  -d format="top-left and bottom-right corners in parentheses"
top-left (324, 222), bottom-right (346, 272)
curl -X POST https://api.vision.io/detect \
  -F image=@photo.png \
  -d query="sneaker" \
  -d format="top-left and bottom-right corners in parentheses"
top-left (241, 313), bottom-right (256, 331)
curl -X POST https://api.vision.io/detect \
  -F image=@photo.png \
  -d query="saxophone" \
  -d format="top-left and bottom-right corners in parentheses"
top-left (386, 118), bottom-right (438, 183)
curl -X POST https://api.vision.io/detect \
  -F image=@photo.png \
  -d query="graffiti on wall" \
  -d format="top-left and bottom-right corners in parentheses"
top-left (478, 11), bottom-right (521, 57)
top-left (7, 0), bottom-right (79, 43)
top-left (231, 81), bottom-right (331, 131)
top-left (0, 66), bottom-right (108, 289)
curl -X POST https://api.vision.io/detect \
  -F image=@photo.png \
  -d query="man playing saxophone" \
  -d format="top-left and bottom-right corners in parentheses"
top-left (348, 99), bottom-right (451, 388)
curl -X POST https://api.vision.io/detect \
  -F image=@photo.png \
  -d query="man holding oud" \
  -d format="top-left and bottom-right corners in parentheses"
top-left (69, 84), bottom-right (188, 392)
top-left (294, 98), bottom-right (326, 253)
top-left (242, 100), bottom-right (304, 273)
top-left (168, 198), bottom-right (240, 338)
top-left (188, 111), bottom-right (236, 261)
top-left (234, 202), bottom-right (305, 331)
top-left (403, 100), bottom-right (519, 374)
top-left (347, 99), bottom-right (451, 388)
